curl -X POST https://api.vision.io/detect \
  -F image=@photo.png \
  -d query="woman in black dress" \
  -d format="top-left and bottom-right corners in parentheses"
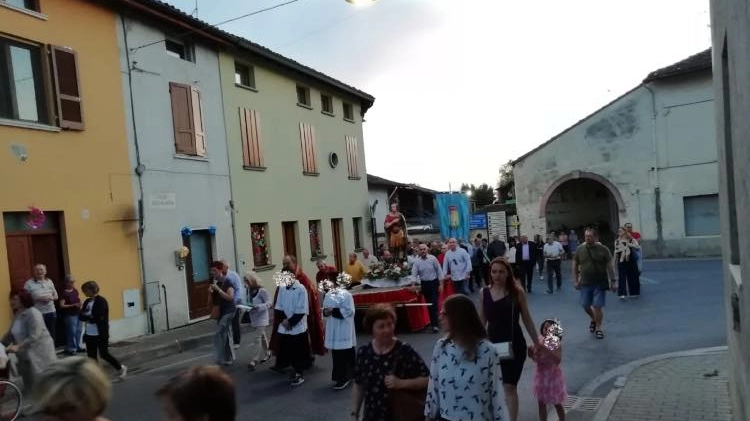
top-left (479, 257), bottom-right (540, 421)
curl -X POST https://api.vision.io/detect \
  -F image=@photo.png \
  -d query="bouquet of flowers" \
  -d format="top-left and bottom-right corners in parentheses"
top-left (366, 261), bottom-right (411, 281)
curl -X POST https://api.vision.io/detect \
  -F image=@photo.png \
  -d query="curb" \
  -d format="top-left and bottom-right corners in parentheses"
top-left (117, 324), bottom-right (257, 368)
top-left (577, 346), bottom-right (728, 421)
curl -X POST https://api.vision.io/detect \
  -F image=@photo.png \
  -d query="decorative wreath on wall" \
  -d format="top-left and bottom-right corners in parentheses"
top-left (26, 207), bottom-right (46, 229)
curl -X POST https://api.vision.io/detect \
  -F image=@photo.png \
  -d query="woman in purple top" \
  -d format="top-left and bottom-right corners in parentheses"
top-left (60, 275), bottom-right (84, 355)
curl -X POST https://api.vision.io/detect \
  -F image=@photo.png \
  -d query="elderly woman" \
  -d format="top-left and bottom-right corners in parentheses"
top-left (1, 289), bottom-right (57, 392)
top-left (243, 271), bottom-right (271, 370)
top-left (350, 304), bottom-right (429, 421)
top-left (31, 357), bottom-right (112, 421)
top-left (157, 365), bottom-right (236, 421)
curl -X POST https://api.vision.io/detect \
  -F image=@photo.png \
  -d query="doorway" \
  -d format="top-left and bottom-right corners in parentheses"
top-left (184, 229), bottom-right (213, 319)
top-left (331, 218), bottom-right (343, 271)
top-left (4, 212), bottom-right (66, 345)
top-left (282, 221), bottom-right (298, 258)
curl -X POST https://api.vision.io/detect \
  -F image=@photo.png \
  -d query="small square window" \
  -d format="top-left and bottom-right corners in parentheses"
top-left (321, 94), bottom-right (333, 114)
top-left (296, 85), bottom-right (311, 107)
top-left (343, 102), bottom-right (354, 121)
top-left (234, 62), bottom-right (255, 88)
top-left (165, 39), bottom-right (193, 62)
top-left (5, 0), bottom-right (39, 11)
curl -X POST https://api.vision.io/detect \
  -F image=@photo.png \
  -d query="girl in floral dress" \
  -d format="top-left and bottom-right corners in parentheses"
top-left (529, 319), bottom-right (567, 421)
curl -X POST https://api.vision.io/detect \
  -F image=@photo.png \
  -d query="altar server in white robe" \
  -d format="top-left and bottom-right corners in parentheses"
top-left (322, 274), bottom-right (356, 391)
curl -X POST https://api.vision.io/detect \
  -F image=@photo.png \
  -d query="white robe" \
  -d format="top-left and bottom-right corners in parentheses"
top-left (322, 289), bottom-right (356, 350)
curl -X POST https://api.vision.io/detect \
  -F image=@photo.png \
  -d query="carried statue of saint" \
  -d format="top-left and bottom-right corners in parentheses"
top-left (384, 202), bottom-right (408, 259)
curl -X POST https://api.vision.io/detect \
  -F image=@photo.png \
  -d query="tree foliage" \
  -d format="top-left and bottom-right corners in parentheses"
top-left (459, 183), bottom-right (495, 207)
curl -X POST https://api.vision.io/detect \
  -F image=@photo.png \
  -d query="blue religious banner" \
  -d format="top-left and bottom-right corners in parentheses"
top-left (470, 213), bottom-right (487, 229)
top-left (436, 193), bottom-right (470, 241)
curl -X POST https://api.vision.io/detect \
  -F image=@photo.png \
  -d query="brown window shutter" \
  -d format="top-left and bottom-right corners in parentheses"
top-left (299, 123), bottom-right (318, 174)
top-left (346, 136), bottom-right (359, 178)
top-left (240, 109), bottom-right (264, 168)
top-left (191, 87), bottom-right (206, 156)
top-left (169, 82), bottom-right (196, 155)
top-left (50, 45), bottom-right (84, 130)
top-left (240, 108), bottom-right (251, 167)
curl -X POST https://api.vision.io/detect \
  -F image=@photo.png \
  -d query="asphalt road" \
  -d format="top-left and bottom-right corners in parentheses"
top-left (51, 258), bottom-right (725, 421)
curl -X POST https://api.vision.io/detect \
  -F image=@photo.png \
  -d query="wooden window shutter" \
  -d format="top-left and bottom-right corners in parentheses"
top-left (191, 86), bottom-right (206, 156)
top-left (346, 135), bottom-right (359, 178)
top-left (299, 123), bottom-right (318, 174)
top-left (50, 45), bottom-right (84, 130)
top-left (240, 108), bottom-right (264, 168)
top-left (169, 82), bottom-right (196, 155)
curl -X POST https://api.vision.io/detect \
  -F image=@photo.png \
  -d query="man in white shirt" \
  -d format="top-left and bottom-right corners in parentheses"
top-left (442, 238), bottom-right (472, 295)
top-left (24, 264), bottom-right (58, 339)
top-left (543, 235), bottom-right (565, 293)
top-left (358, 249), bottom-right (379, 268)
top-left (411, 244), bottom-right (443, 332)
top-left (274, 276), bottom-right (310, 386)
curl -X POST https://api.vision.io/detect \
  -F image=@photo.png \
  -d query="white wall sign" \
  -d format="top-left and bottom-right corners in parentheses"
top-left (487, 211), bottom-right (508, 241)
top-left (150, 193), bottom-right (176, 210)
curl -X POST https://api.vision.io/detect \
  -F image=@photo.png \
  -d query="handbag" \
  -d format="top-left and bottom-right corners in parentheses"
top-left (387, 345), bottom-right (427, 421)
top-left (491, 299), bottom-right (515, 361)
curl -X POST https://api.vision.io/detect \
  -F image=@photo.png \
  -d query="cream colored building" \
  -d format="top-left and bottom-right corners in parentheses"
top-left (219, 48), bottom-right (374, 282)
top-left (513, 50), bottom-right (720, 258)
top-left (710, 1), bottom-right (749, 418)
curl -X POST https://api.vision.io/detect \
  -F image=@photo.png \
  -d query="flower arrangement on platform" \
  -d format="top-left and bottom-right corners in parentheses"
top-left (365, 261), bottom-right (411, 281)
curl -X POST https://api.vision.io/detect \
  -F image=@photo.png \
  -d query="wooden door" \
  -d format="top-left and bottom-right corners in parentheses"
top-left (185, 230), bottom-right (213, 319)
top-left (32, 235), bottom-right (65, 290)
top-left (6, 236), bottom-right (33, 292)
top-left (331, 219), bottom-right (343, 271)
top-left (282, 222), bottom-right (297, 258)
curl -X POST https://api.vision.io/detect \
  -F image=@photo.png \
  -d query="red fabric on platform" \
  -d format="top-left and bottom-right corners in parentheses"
top-left (352, 288), bottom-right (429, 331)
top-left (438, 279), bottom-right (455, 311)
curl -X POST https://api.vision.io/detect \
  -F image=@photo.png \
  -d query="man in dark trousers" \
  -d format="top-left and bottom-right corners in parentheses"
top-left (515, 234), bottom-right (537, 293)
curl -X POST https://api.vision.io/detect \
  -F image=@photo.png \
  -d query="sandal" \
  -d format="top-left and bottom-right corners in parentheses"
top-left (595, 330), bottom-right (604, 339)
top-left (589, 321), bottom-right (596, 333)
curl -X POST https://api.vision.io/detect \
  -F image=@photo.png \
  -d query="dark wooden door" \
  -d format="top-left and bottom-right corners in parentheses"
top-left (282, 222), bottom-right (297, 258)
top-left (185, 230), bottom-right (213, 319)
top-left (6, 236), bottom-right (33, 292)
top-left (32, 235), bottom-right (65, 290)
top-left (331, 219), bottom-right (343, 271)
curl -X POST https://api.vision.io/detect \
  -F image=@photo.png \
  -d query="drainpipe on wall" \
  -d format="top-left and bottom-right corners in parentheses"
top-left (644, 84), bottom-right (664, 255)
top-left (216, 58), bottom-right (241, 274)
top-left (120, 14), bottom-right (151, 334)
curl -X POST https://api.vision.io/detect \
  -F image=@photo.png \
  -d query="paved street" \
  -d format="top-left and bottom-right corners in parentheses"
top-left (56, 258), bottom-right (724, 421)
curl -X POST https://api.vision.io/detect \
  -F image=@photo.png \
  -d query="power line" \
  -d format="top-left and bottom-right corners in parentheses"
top-left (129, 0), bottom-right (304, 53)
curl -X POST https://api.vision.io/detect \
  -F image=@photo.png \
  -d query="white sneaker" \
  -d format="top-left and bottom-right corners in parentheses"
top-left (119, 365), bottom-right (128, 379)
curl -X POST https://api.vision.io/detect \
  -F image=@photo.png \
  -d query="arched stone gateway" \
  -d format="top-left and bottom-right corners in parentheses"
top-left (539, 171), bottom-right (626, 243)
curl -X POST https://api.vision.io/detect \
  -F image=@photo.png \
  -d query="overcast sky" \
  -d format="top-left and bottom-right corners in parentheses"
top-left (167, 0), bottom-right (711, 191)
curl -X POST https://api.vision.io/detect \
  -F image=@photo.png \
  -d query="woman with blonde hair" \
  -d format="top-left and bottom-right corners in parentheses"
top-left (31, 356), bottom-right (112, 421)
top-left (243, 271), bottom-right (271, 370)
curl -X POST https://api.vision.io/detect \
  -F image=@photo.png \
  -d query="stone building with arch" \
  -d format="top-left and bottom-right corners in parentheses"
top-left (512, 50), bottom-right (721, 258)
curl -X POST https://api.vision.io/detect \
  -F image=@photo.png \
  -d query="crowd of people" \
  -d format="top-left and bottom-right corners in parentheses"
top-left (0, 222), bottom-right (644, 421)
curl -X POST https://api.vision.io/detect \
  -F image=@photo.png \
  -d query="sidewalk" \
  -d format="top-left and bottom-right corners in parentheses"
top-left (557, 347), bottom-right (731, 421)
top-left (109, 319), bottom-right (256, 370)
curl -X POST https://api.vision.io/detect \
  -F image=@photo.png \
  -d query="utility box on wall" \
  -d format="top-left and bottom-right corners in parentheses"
top-left (123, 288), bottom-right (141, 318)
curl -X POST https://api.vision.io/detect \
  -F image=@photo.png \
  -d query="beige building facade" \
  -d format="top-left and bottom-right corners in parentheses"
top-left (710, 1), bottom-right (750, 419)
top-left (219, 49), bottom-right (374, 282)
top-left (513, 51), bottom-right (720, 257)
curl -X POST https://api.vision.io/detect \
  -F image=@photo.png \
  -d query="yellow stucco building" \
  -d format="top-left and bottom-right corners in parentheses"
top-left (0, 0), bottom-right (144, 341)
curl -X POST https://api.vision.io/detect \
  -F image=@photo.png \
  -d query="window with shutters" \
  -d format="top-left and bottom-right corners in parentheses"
top-left (296, 85), bottom-right (311, 108)
top-left (321, 94), bottom-right (334, 115)
top-left (169, 82), bottom-right (206, 157)
top-left (345, 135), bottom-right (360, 179)
top-left (343, 102), bottom-right (354, 122)
top-left (2, 0), bottom-right (40, 12)
top-left (234, 62), bottom-right (255, 89)
top-left (239, 108), bottom-right (264, 169)
top-left (0, 37), bottom-right (47, 124)
top-left (299, 122), bottom-right (318, 175)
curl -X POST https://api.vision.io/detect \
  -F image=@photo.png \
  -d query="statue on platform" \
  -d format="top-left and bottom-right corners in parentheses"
top-left (384, 202), bottom-right (408, 260)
